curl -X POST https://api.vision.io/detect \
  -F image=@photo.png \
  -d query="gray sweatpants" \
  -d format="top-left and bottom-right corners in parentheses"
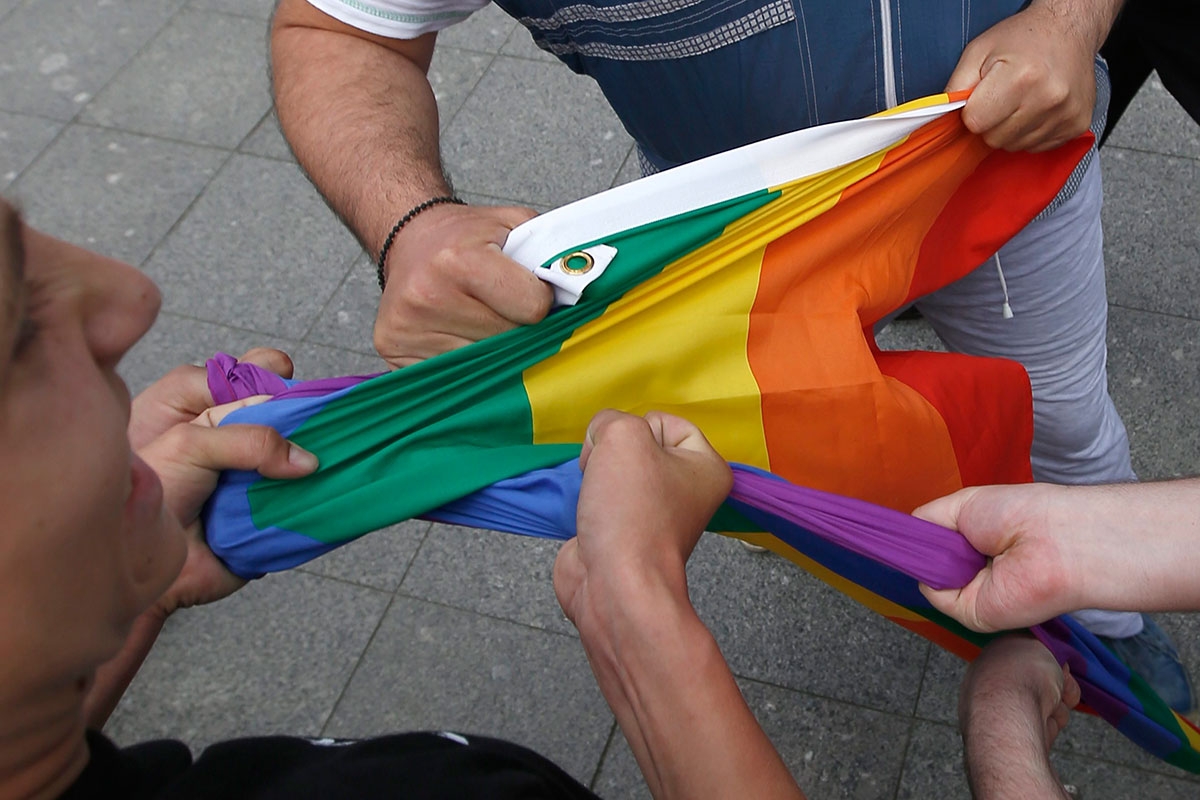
top-left (916, 158), bottom-right (1142, 639)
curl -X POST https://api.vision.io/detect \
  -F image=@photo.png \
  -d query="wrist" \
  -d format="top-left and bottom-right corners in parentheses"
top-left (573, 564), bottom-right (695, 661)
top-left (1029, 0), bottom-right (1123, 52)
top-left (376, 195), bottom-right (465, 290)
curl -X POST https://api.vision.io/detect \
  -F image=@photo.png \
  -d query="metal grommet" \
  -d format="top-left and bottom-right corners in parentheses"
top-left (558, 251), bottom-right (594, 275)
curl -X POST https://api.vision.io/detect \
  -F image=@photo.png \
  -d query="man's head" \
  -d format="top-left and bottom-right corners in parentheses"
top-left (0, 198), bottom-right (185, 708)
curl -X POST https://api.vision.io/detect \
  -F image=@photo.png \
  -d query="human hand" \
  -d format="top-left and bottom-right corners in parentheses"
top-left (958, 635), bottom-right (1080, 799)
top-left (128, 347), bottom-right (293, 450)
top-left (137, 392), bottom-right (318, 617)
top-left (913, 483), bottom-right (1087, 632)
top-left (553, 410), bottom-right (732, 630)
top-left (946, 0), bottom-right (1108, 151)
top-left (375, 203), bottom-right (554, 368)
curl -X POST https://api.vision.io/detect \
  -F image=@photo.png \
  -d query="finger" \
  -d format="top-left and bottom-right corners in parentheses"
top-left (583, 409), bottom-right (637, 455)
top-left (919, 579), bottom-right (996, 633)
top-left (375, 326), bottom-right (484, 368)
top-left (960, 61), bottom-right (1024, 138)
top-left (459, 247), bottom-right (555, 327)
top-left (912, 487), bottom-right (979, 529)
top-left (238, 347), bottom-right (295, 379)
top-left (643, 410), bottom-right (713, 454)
top-left (191, 395), bottom-right (272, 428)
top-left (377, 266), bottom-right (546, 355)
top-left (487, 204), bottom-right (540, 230)
top-left (177, 423), bottom-right (319, 477)
top-left (945, 39), bottom-right (987, 93)
top-left (579, 415), bottom-right (602, 471)
top-left (643, 411), bottom-right (733, 497)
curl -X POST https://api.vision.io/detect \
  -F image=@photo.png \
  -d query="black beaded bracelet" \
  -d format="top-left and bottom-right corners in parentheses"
top-left (376, 195), bottom-right (466, 291)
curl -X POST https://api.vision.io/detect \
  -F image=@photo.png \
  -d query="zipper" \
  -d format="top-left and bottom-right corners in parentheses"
top-left (879, 0), bottom-right (898, 108)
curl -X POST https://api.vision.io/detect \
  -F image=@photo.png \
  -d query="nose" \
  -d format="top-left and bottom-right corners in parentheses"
top-left (80, 251), bottom-right (161, 369)
top-left (25, 228), bottom-right (161, 369)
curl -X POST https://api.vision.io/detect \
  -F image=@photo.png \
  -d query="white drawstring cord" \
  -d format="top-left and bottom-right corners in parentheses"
top-left (995, 253), bottom-right (1014, 319)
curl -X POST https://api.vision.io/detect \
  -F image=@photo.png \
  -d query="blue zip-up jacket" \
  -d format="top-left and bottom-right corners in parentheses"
top-left (492, 0), bottom-right (1029, 170)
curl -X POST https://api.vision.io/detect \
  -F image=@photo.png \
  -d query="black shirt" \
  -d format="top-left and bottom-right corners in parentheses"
top-left (62, 729), bottom-right (602, 799)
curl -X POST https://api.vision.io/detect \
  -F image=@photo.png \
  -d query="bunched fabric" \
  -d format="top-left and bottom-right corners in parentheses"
top-left (201, 94), bottom-right (1200, 770)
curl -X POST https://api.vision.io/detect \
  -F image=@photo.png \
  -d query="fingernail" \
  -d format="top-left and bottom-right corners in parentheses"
top-left (288, 443), bottom-right (319, 470)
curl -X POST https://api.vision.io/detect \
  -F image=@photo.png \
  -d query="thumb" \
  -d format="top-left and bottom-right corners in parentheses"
top-left (144, 422), bottom-right (318, 522)
top-left (180, 423), bottom-right (319, 479)
top-left (919, 577), bottom-right (996, 633)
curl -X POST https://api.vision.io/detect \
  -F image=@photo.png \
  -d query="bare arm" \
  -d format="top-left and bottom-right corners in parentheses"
top-left (270, 0), bottom-right (551, 367)
top-left (556, 411), bottom-right (804, 800)
top-left (272, 0), bottom-right (447, 249)
top-left (916, 479), bottom-right (1200, 632)
top-left (959, 637), bottom-right (1079, 800)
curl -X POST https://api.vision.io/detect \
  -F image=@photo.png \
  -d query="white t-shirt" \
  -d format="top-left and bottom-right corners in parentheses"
top-left (306, 0), bottom-right (490, 38)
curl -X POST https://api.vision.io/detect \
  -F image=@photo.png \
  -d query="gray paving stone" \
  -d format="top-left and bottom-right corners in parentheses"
top-left (894, 720), bottom-right (974, 800)
top-left (1054, 750), bottom-right (1200, 799)
top-left (875, 316), bottom-right (946, 351)
top-left (1107, 307), bottom-right (1200, 480)
top-left (1106, 74), bottom-right (1200, 161)
top-left (0, 0), bottom-right (23, 21)
top-left (914, 625), bottom-right (1200, 782)
top-left (500, 23), bottom-right (559, 63)
top-left (429, 46), bottom-right (493, 132)
top-left (82, 9), bottom-right (272, 149)
top-left (442, 56), bottom-right (634, 208)
top-left (143, 154), bottom-right (361, 339)
top-left (122, 311), bottom-right (384, 390)
top-left (306, 252), bottom-right (383, 353)
top-left (1052, 708), bottom-right (1200, 783)
top-left (902, 718), bottom-right (1200, 799)
top-left (400, 522), bottom-right (575, 635)
top-left (301, 519), bottom-right (431, 592)
top-left (0, 0), bottom-right (183, 120)
top-left (610, 145), bottom-right (642, 188)
top-left (913, 643), bottom-right (964, 726)
top-left (239, 109), bottom-right (295, 161)
top-left (120, 312), bottom-right (291, 394)
top-left (594, 679), bottom-right (910, 800)
top-left (104, 570), bottom-right (391, 751)
top-left (1102, 148), bottom-right (1200, 320)
top-left (685, 533), bottom-right (931, 715)
top-left (285, 340), bottom-right (387, 379)
top-left (436, 2), bottom-right (516, 53)
top-left (456, 189), bottom-right (551, 213)
top-left (189, 0), bottom-right (276, 19)
top-left (10, 124), bottom-right (225, 265)
top-left (0, 109), bottom-right (61, 190)
top-left (322, 595), bottom-right (613, 784)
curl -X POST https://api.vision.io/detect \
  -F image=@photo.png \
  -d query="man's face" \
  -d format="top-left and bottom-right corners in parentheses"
top-left (0, 199), bottom-right (186, 700)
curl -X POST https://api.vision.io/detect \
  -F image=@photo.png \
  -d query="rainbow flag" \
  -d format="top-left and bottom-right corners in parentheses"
top-left (201, 94), bottom-right (1200, 769)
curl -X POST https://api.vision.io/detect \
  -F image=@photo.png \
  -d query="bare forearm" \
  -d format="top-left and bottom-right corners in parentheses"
top-left (962, 699), bottom-right (1068, 800)
top-left (577, 574), bottom-right (803, 800)
top-left (1029, 0), bottom-right (1124, 51)
top-left (271, 0), bottom-right (450, 255)
top-left (1066, 479), bottom-right (1200, 613)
